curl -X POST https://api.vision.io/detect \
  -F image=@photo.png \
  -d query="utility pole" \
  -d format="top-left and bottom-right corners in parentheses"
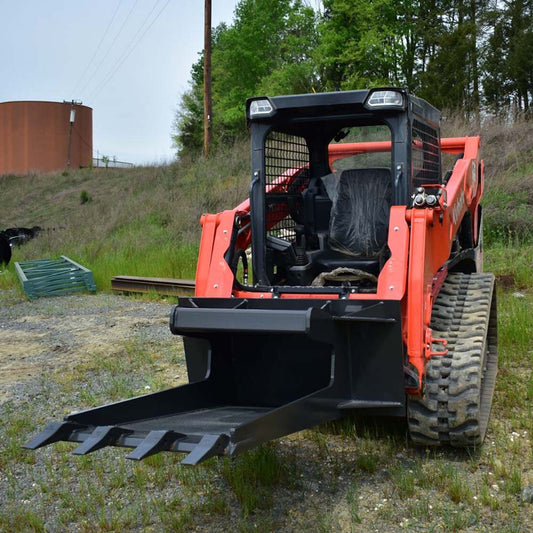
top-left (204, 0), bottom-right (212, 158)
top-left (64, 99), bottom-right (82, 169)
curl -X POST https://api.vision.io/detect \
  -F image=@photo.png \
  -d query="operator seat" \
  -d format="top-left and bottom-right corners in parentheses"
top-left (314, 168), bottom-right (393, 275)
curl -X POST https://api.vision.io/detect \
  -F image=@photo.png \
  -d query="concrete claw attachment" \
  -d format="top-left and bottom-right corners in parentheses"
top-left (181, 434), bottom-right (230, 465)
top-left (126, 430), bottom-right (185, 461)
top-left (72, 426), bottom-right (132, 455)
top-left (23, 421), bottom-right (82, 450)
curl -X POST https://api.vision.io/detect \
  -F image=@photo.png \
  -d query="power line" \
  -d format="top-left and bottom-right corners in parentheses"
top-left (78, 0), bottom-right (140, 96)
top-left (87, 0), bottom-right (170, 102)
top-left (88, 0), bottom-right (169, 100)
top-left (71, 0), bottom-right (124, 96)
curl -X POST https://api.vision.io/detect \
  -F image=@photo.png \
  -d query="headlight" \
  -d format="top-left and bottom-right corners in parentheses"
top-left (364, 89), bottom-right (405, 109)
top-left (249, 99), bottom-right (274, 117)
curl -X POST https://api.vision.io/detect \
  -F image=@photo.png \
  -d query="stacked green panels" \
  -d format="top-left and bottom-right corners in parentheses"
top-left (15, 256), bottom-right (97, 299)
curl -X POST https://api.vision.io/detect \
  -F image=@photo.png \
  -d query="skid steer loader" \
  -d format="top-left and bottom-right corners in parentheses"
top-left (25, 88), bottom-right (497, 464)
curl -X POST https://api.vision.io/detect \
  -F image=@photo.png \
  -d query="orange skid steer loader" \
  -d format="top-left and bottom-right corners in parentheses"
top-left (26, 88), bottom-right (497, 464)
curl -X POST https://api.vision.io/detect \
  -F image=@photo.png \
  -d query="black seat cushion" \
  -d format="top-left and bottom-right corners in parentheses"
top-left (321, 168), bottom-right (392, 258)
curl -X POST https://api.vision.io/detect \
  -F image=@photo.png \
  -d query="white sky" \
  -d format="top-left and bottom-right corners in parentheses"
top-left (0, 1), bottom-right (238, 165)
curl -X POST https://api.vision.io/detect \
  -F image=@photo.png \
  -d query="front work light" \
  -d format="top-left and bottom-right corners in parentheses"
top-left (249, 99), bottom-right (274, 117)
top-left (365, 90), bottom-right (405, 109)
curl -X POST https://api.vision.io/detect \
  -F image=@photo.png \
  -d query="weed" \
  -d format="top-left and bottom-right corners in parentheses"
top-left (479, 482), bottom-right (500, 510)
top-left (355, 453), bottom-right (378, 473)
top-left (346, 482), bottom-right (361, 523)
top-left (498, 293), bottom-right (533, 358)
top-left (156, 498), bottom-right (196, 532)
top-left (220, 444), bottom-right (291, 515)
top-left (308, 428), bottom-right (332, 459)
top-left (390, 463), bottom-right (417, 497)
top-left (447, 472), bottom-right (473, 504)
top-left (442, 507), bottom-right (479, 531)
top-left (405, 497), bottom-right (433, 521)
top-left (80, 189), bottom-right (92, 204)
top-left (504, 465), bottom-right (522, 496)
top-left (0, 505), bottom-right (46, 533)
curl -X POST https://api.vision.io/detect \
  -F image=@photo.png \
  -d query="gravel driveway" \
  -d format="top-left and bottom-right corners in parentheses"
top-left (0, 291), bottom-right (176, 404)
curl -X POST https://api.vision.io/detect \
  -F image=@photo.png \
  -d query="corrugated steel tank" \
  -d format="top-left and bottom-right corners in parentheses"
top-left (0, 101), bottom-right (93, 175)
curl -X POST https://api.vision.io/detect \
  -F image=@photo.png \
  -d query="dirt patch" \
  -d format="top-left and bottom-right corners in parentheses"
top-left (0, 292), bottom-right (175, 403)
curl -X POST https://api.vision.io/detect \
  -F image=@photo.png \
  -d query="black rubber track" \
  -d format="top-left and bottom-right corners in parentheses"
top-left (408, 272), bottom-right (498, 447)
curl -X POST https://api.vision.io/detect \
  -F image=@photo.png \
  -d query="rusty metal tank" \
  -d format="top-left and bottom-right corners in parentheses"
top-left (0, 101), bottom-right (93, 175)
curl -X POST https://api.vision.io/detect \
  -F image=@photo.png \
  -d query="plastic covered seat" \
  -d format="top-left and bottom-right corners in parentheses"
top-left (321, 168), bottom-right (392, 258)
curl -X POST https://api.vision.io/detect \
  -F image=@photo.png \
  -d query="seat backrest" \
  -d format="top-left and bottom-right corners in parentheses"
top-left (321, 168), bottom-right (392, 257)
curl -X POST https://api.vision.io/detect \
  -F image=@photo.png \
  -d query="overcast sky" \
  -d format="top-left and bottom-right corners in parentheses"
top-left (0, 1), bottom-right (238, 164)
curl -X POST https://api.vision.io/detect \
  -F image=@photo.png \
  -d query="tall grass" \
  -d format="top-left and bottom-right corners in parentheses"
top-left (442, 115), bottom-right (533, 246)
top-left (1, 141), bottom-right (250, 290)
top-left (479, 119), bottom-right (533, 245)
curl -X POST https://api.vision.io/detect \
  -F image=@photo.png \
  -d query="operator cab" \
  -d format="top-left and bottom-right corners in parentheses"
top-left (243, 88), bottom-right (442, 292)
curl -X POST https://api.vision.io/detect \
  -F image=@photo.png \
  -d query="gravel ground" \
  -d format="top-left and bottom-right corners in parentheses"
top-left (0, 292), bottom-right (175, 404)
top-left (1, 290), bottom-right (531, 532)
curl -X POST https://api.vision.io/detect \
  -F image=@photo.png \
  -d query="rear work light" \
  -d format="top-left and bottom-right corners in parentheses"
top-left (365, 90), bottom-right (405, 109)
top-left (249, 99), bottom-right (274, 117)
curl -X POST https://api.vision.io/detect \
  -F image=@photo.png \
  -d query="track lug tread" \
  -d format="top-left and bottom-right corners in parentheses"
top-left (408, 272), bottom-right (498, 448)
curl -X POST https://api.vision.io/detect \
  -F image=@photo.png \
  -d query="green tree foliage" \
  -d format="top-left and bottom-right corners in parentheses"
top-left (173, 0), bottom-right (317, 155)
top-left (483, 0), bottom-right (533, 115)
top-left (315, 0), bottom-right (404, 90)
top-left (173, 0), bottom-right (531, 156)
top-left (419, 22), bottom-right (479, 115)
top-left (173, 58), bottom-right (205, 154)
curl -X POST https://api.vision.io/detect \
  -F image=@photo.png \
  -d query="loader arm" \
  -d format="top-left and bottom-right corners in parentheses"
top-left (404, 136), bottom-right (483, 393)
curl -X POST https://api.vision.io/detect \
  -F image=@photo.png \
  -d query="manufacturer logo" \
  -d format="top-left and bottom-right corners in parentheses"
top-left (452, 190), bottom-right (465, 226)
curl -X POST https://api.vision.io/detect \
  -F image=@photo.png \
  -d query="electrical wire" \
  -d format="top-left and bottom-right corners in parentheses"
top-left (78, 0), bottom-right (141, 96)
top-left (87, 0), bottom-right (170, 102)
top-left (71, 0), bottom-right (124, 96)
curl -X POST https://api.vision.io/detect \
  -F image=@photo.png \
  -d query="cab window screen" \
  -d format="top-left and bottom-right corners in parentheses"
top-left (264, 131), bottom-right (310, 241)
top-left (412, 119), bottom-right (441, 187)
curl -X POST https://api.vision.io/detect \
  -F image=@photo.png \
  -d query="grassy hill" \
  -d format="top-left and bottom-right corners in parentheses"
top-left (0, 141), bottom-right (250, 290)
top-left (1, 118), bottom-right (532, 291)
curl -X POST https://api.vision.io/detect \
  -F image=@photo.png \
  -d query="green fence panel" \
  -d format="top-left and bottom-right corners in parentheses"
top-left (15, 256), bottom-right (97, 299)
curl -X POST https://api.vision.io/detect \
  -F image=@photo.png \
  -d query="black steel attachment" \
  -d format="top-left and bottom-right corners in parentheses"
top-left (25, 297), bottom-right (405, 464)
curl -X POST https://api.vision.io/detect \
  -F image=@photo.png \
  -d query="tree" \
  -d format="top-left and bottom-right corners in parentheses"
top-left (419, 22), bottom-right (479, 115)
top-left (174, 0), bottom-right (318, 155)
top-left (211, 0), bottom-right (318, 133)
top-left (172, 55), bottom-right (205, 154)
top-left (315, 0), bottom-right (402, 90)
top-left (482, 0), bottom-right (533, 115)
top-left (173, 0), bottom-right (531, 156)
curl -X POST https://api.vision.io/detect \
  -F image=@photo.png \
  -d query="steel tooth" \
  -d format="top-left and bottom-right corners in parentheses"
top-left (181, 434), bottom-right (229, 465)
top-left (23, 421), bottom-right (82, 450)
top-left (72, 425), bottom-right (132, 455)
top-left (125, 430), bottom-right (185, 461)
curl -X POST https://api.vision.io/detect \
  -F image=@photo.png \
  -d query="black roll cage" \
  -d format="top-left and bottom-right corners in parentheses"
top-left (246, 88), bottom-right (441, 287)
